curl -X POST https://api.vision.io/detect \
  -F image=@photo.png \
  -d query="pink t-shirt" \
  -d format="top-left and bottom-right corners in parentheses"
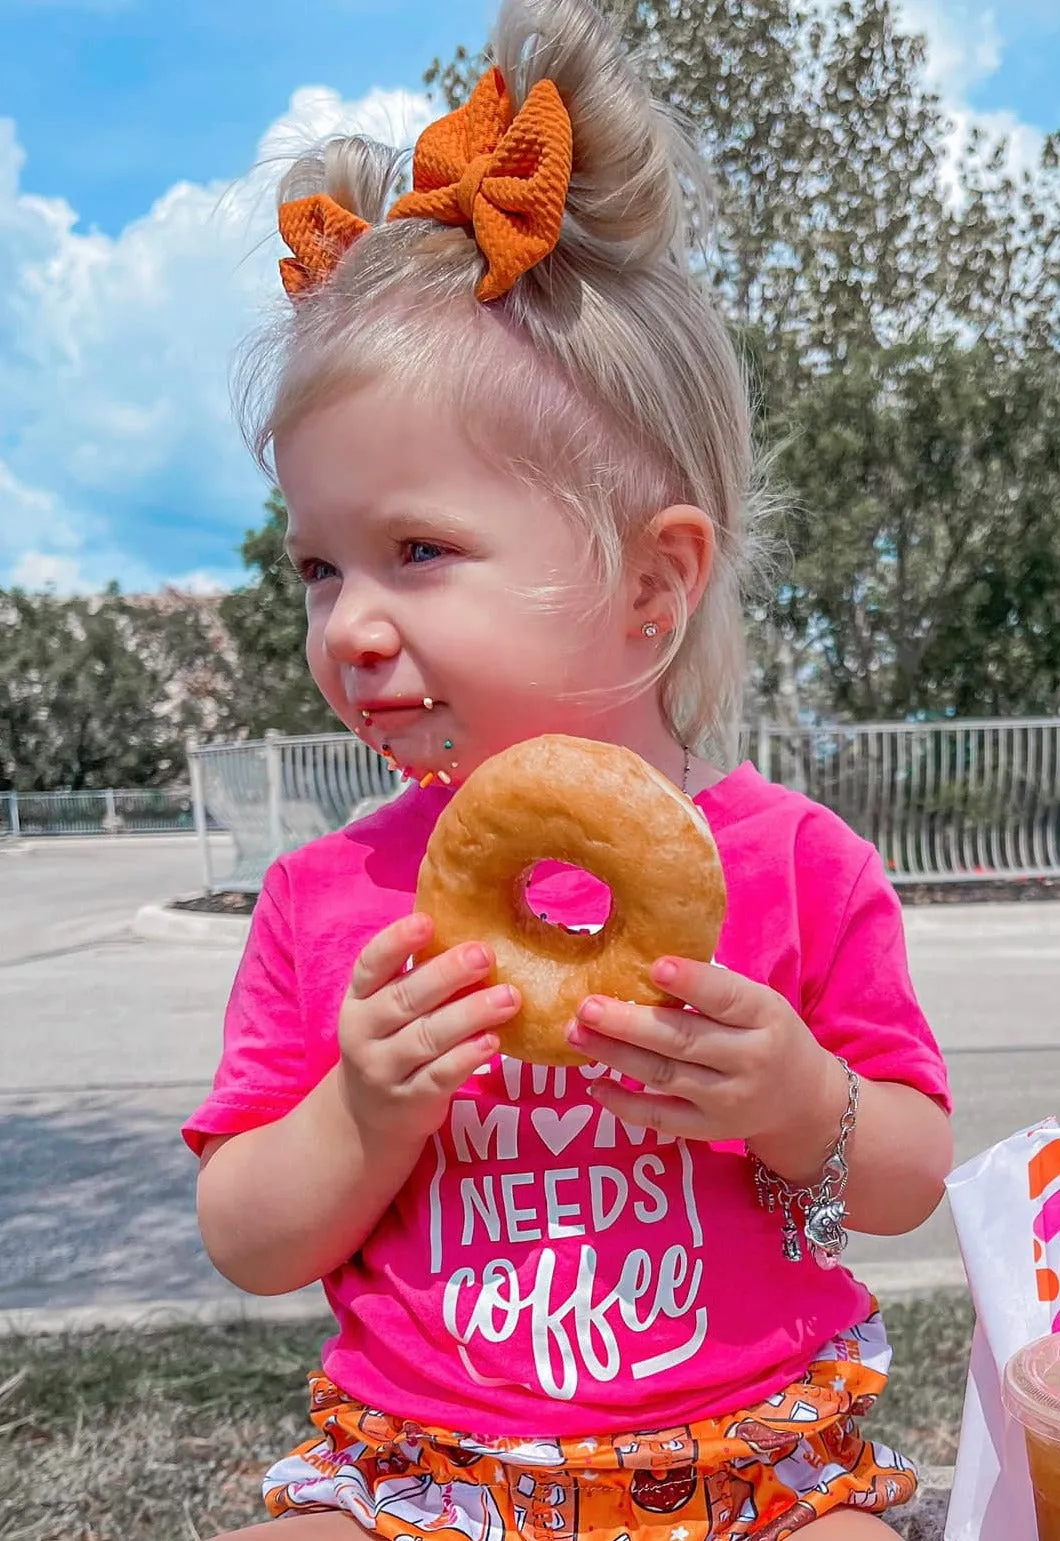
top-left (184, 762), bottom-right (950, 1437)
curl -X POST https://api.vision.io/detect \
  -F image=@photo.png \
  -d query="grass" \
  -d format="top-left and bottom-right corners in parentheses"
top-left (0, 1293), bottom-right (974, 1541)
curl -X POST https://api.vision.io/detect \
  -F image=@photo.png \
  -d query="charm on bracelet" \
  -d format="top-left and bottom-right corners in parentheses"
top-left (750, 1059), bottom-right (860, 1269)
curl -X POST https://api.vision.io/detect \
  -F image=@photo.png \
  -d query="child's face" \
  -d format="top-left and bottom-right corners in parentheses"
top-left (275, 383), bottom-right (644, 784)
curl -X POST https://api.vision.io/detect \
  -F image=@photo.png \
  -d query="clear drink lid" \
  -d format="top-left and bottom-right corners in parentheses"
top-left (1004, 1333), bottom-right (1060, 1440)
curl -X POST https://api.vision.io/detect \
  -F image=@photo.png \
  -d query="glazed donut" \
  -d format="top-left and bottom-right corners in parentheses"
top-left (414, 734), bottom-right (727, 1066)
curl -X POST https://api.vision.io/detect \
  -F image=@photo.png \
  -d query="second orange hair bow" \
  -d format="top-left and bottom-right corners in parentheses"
top-left (389, 66), bottom-right (573, 302)
top-left (278, 195), bottom-right (370, 299)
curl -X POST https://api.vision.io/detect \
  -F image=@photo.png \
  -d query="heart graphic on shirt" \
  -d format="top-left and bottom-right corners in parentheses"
top-left (531, 1105), bottom-right (593, 1155)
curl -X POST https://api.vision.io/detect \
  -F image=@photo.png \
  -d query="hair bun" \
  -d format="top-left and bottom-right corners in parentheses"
top-left (276, 136), bottom-right (409, 228)
top-left (491, 0), bottom-right (705, 272)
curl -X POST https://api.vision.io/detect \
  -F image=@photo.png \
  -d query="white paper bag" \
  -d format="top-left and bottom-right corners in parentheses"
top-left (945, 1117), bottom-right (1060, 1540)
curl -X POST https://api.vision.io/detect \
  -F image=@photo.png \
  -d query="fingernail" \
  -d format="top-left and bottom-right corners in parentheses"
top-left (567, 1021), bottom-right (589, 1045)
top-left (653, 959), bottom-right (678, 986)
top-left (578, 998), bottom-right (604, 1025)
top-left (488, 984), bottom-right (516, 1009)
top-left (464, 945), bottom-right (490, 971)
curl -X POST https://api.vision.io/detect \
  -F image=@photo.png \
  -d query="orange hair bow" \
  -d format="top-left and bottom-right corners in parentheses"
top-left (277, 194), bottom-right (370, 299)
top-left (389, 66), bottom-right (573, 302)
top-left (276, 67), bottom-right (572, 304)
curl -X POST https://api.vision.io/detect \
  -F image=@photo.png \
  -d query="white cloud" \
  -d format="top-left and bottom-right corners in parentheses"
top-left (0, 457), bottom-right (83, 563)
top-left (898, 0), bottom-right (1002, 95)
top-left (262, 85), bottom-right (435, 164)
top-left (9, 552), bottom-right (88, 592)
top-left (896, 0), bottom-right (1046, 181)
top-left (7, 550), bottom-right (243, 597)
top-left (946, 103), bottom-right (1047, 183)
top-left (166, 568), bottom-right (240, 596)
top-left (0, 85), bottom-right (433, 593)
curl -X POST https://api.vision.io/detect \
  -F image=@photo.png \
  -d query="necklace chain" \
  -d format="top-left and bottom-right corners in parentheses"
top-left (681, 744), bottom-right (691, 795)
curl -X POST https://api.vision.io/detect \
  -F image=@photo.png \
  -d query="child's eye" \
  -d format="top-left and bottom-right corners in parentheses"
top-left (295, 557), bottom-right (339, 585)
top-left (402, 540), bottom-right (449, 566)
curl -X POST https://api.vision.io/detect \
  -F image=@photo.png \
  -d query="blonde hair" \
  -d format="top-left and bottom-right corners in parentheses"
top-left (237, 0), bottom-right (771, 765)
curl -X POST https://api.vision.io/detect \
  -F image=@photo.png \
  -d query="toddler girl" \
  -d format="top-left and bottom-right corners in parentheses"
top-left (185, 1), bottom-right (953, 1536)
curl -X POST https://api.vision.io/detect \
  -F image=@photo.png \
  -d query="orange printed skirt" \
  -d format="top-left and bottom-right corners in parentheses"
top-left (262, 1309), bottom-right (916, 1540)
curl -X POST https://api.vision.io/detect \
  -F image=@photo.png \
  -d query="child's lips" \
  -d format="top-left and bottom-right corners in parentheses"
top-left (357, 703), bottom-right (442, 732)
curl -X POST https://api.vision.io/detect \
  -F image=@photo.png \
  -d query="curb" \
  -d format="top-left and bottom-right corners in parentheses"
top-left (0, 1284), bottom-right (329, 1339)
top-left (0, 913), bottom-right (133, 964)
top-left (2, 834), bottom-right (207, 852)
top-left (914, 1467), bottom-right (955, 1487)
top-left (132, 901), bottom-right (251, 946)
top-left (849, 1257), bottom-right (968, 1297)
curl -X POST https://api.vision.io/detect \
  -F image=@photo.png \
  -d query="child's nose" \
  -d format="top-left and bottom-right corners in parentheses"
top-left (323, 599), bottom-right (401, 666)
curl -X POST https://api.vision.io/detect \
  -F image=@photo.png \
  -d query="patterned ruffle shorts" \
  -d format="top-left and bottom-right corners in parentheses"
top-left (262, 1307), bottom-right (916, 1539)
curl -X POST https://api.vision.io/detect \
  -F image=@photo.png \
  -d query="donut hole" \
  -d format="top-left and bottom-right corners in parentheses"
top-left (522, 860), bottom-right (613, 934)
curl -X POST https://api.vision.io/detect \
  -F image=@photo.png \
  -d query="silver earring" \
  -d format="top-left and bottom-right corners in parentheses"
top-left (642, 622), bottom-right (660, 639)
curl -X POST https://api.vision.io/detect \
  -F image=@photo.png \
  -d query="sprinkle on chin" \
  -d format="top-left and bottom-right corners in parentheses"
top-left (412, 766), bottom-right (455, 788)
top-left (359, 733), bottom-right (457, 791)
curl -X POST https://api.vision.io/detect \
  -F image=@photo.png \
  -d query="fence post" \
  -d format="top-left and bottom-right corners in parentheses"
top-left (757, 719), bottom-right (772, 782)
top-left (186, 737), bottom-right (215, 895)
top-left (7, 790), bottom-right (19, 838)
top-left (104, 787), bottom-right (118, 835)
top-left (265, 729), bottom-right (284, 861)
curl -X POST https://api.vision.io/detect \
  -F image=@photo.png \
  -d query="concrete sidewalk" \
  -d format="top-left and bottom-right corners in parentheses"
top-left (2, 837), bottom-right (1059, 1325)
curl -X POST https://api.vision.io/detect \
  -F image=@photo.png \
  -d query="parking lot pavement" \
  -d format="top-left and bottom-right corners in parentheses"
top-left (0, 834), bottom-right (221, 961)
top-left (840, 904), bottom-right (1060, 1280)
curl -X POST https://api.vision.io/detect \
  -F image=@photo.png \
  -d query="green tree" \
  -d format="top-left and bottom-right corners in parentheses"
top-left (218, 490), bottom-right (340, 739)
top-left (0, 585), bottom-right (220, 792)
top-left (775, 335), bottom-right (1060, 719)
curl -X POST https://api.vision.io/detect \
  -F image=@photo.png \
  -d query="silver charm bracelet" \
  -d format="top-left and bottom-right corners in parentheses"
top-left (749, 1058), bottom-right (860, 1269)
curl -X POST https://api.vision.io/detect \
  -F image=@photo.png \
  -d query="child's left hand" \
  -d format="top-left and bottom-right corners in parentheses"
top-left (567, 956), bottom-right (839, 1146)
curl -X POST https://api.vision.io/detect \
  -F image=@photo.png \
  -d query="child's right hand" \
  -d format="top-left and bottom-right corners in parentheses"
top-left (336, 911), bottom-right (520, 1146)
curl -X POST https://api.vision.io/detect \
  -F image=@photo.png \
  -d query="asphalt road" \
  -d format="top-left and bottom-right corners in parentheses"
top-left (1, 836), bottom-right (1058, 1324)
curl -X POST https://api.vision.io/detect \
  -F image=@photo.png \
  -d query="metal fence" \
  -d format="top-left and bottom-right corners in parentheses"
top-left (758, 718), bottom-right (1060, 882)
top-left (185, 717), bottom-right (1060, 894)
top-left (0, 786), bottom-right (196, 838)
top-left (187, 730), bottom-right (402, 892)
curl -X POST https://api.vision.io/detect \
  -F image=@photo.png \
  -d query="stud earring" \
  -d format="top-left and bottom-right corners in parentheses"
top-left (642, 622), bottom-right (660, 639)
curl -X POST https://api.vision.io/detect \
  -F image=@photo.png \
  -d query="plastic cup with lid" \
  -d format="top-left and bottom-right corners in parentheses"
top-left (1004, 1333), bottom-right (1060, 1541)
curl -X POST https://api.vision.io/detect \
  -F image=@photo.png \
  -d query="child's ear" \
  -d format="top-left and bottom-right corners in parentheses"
top-left (629, 504), bottom-right (715, 631)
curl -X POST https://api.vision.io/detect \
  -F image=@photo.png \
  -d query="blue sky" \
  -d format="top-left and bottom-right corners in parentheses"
top-left (1, 0), bottom-right (491, 239)
top-left (1, 0), bottom-right (1058, 594)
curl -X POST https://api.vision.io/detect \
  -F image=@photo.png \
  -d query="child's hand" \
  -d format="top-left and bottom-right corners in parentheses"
top-left (566, 957), bottom-right (841, 1147)
top-left (337, 913), bottom-right (521, 1146)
